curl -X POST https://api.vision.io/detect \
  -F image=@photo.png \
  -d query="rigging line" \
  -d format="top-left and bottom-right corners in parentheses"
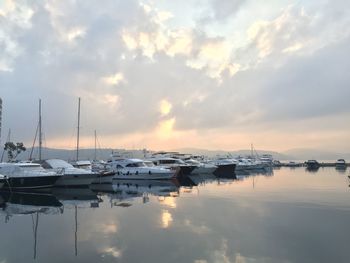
top-left (29, 121), bottom-right (39, 160)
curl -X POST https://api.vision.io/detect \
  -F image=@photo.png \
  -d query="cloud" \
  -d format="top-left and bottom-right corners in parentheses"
top-left (1, 0), bottom-right (350, 151)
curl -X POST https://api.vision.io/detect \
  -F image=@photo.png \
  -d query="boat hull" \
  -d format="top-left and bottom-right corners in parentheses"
top-left (2, 176), bottom-right (61, 190)
top-left (213, 164), bottom-right (236, 177)
top-left (191, 166), bottom-right (216, 175)
top-left (92, 172), bottom-right (115, 184)
top-left (55, 174), bottom-right (97, 187)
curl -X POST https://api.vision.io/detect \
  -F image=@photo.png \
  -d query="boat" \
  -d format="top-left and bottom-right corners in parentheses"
top-left (305, 160), bottom-right (320, 170)
top-left (207, 158), bottom-right (237, 176)
top-left (40, 159), bottom-right (98, 186)
top-left (107, 158), bottom-right (177, 180)
top-left (147, 153), bottom-right (196, 175)
top-left (272, 160), bottom-right (282, 167)
top-left (72, 160), bottom-right (92, 170)
top-left (0, 162), bottom-right (61, 190)
top-left (183, 158), bottom-right (217, 174)
top-left (335, 159), bottom-right (347, 170)
top-left (259, 154), bottom-right (274, 166)
top-left (286, 161), bottom-right (302, 167)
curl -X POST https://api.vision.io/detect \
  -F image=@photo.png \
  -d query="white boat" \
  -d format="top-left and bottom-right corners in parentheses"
top-left (184, 159), bottom-right (217, 174)
top-left (107, 158), bottom-right (177, 180)
top-left (71, 160), bottom-right (92, 170)
top-left (41, 159), bottom-right (98, 186)
top-left (0, 162), bottom-right (61, 189)
top-left (259, 154), bottom-right (274, 166)
top-left (146, 157), bottom-right (195, 175)
top-left (71, 160), bottom-right (114, 184)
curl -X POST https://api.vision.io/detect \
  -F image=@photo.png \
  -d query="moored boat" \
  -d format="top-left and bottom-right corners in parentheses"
top-left (107, 158), bottom-right (177, 180)
top-left (0, 162), bottom-right (61, 190)
top-left (40, 159), bottom-right (98, 187)
top-left (335, 159), bottom-right (347, 170)
top-left (305, 160), bottom-right (320, 170)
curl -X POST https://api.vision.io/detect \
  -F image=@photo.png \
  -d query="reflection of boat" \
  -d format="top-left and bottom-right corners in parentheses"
top-left (52, 185), bottom-right (100, 257)
top-left (0, 191), bottom-right (62, 216)
top-left (188, 174), bottom-right (217, 186)
top-left (112, 180), bottom-right (179, 197)
top-left (52, 187), bottom-right (100, 207)
top-left (335, 159), bottom-right (347, 170)
top-left (0, 163), bottom-right (61, 190)
top-left (91, 180), bottom-right (179, 206)
top-left (0, 191), bottom-right (63, 259)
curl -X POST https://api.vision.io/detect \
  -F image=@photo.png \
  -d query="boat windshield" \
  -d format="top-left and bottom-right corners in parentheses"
top-left (126, 162), bottom-right (147, 167)
top-left (45, 159), bottom-right (74, 169)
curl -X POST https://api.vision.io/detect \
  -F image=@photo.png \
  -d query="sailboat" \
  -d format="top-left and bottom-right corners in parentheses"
top-left (48, 98), bottom-right (98, 186)
top-left (0, 100), bottom-right (61, 190)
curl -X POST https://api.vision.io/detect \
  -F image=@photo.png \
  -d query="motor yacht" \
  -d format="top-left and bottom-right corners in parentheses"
top-left (147, 157), bottom-right (195, 175)
top-left (107, 158), bottom-right (177, 180)
top-left (259, 154), bottom-right (274, 167)
top-left (207, 158), bottom-right (236, 177)
top-left (183, 159), bottom-right (217, 174)
top-left (0, 162), bottom-right (61, 190)
top-left (72, 160), bottom-right (114, 184)
top-left (40, 159), bottom-right (98, 187)
top-left (71, 160), bottom-right (92, 170)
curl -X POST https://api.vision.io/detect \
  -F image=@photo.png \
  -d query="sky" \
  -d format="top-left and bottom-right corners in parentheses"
top-left (0, 0), bottom-right (350, 152)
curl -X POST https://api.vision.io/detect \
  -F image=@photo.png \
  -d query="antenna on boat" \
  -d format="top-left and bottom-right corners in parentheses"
top-left (94, 130), bottom-right (97, 161)
top-left (76, 97), bottom-right (81, 161)
top-left (29, 122), bottom-right (39, 161)
top-left (39, 99), bottom-right (42, 161)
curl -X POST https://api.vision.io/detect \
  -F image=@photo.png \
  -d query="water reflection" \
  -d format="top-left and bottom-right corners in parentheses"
top-left (0, 169), bottom-right (349, 263)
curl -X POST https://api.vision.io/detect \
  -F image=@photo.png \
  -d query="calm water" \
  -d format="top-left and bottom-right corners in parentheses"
top-left (0, 167), bottom-right (349, 263)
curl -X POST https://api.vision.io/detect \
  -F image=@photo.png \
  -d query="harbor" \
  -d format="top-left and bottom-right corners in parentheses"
top-left (2, 0), bottom-right (350, 261)
top-left (0, 167), bottom-right (349, 263)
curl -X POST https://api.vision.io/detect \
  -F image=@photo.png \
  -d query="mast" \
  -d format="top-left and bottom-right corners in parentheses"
top-left (94, 130), bottom-right (97, 161)
top-left (29, 122), bottom-right (39, 161)
top-left (76, 97), bottom-right (81, 161)
top-left (39, 99), bottom-right (42, 161)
